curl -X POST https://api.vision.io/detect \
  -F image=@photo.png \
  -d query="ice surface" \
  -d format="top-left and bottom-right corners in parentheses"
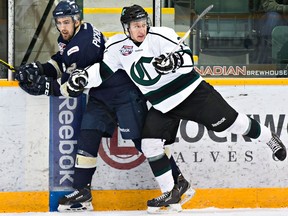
top-left (1, 208), bottom-right (288, 216)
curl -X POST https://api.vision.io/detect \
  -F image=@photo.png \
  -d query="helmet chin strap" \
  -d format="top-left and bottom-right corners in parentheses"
top-left (74, 21), bottom-right (81, 33)
top-left (69, 22), bottom-right (80, 41)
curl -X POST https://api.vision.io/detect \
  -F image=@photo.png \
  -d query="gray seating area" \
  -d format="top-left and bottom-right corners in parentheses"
top-left (193, 0), bottom-right (255, 63)
top-left (272, 26), bottom-right (288, 67)
top-left (175, 0), bottom-right (259, 64)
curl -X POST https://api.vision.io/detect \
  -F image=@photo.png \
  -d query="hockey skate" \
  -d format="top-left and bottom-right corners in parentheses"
top-left (57, 185), bottom-right (93, 212)
top-left (177, 174), bottom-right (196, 206)
top-left (266, 133), bottom-right (287, 161)
top-left (147, 185), bottom-right (182, 214)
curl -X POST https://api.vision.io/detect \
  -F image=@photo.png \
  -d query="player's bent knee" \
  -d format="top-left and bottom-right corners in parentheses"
top-left (77, 129), bottom-right (103, 156)
top-left (141, 138), bottom-right (165, 158)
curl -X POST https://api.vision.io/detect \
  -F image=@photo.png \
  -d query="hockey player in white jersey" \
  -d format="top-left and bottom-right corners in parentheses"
top-left (72, 4), bottom-right (286, 213)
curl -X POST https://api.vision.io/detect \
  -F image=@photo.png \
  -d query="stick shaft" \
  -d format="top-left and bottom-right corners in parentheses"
top-left (167, 4), bottom-right (214, 57)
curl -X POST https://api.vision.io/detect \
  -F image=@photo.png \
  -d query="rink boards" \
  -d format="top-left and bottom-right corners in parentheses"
top-left (0, 79), bottom-right (288, 212)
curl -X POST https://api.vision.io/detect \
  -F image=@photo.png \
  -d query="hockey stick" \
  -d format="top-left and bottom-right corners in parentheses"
top-left (0, 59), bottom-right (15, 72)
top-left (163, 4), bottom-right (214, 62)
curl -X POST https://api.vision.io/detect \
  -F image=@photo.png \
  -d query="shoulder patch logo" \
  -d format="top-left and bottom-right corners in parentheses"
top-left (67, 46), bottom-right (80, 56)
top-left (58, 42), bottom-right (66, 55)
top-left (120, 45), bottom-right (133, 56)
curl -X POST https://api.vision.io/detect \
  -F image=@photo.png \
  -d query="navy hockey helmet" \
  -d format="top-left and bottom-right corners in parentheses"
top-left (120, 5), bottom-right (149, 36)
top-left (53, 0), bottom-right (81, 19)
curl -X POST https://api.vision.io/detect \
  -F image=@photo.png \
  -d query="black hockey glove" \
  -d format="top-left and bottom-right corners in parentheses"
top-left (65, 69), bottom-right (88, 97)
top-left (152, 52), bottom-right (183, 75)
top-left (15, 61), bottom-right (44, 83)
top-left (19, 75), bottom-right (53, 96)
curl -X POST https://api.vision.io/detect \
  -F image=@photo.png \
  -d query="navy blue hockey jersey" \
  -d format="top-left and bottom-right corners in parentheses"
top-left (42, 22), bottom-right (105, 95)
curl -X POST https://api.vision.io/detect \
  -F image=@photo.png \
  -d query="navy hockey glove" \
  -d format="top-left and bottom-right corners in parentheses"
top-left (65, 69), bottom-right (88, 97)
top-left (19, 75), bottom-right (53, 96)
top-left (152, 52), bottom-right (183, 75)
top-left (15, 61), bottom-right (44, 83)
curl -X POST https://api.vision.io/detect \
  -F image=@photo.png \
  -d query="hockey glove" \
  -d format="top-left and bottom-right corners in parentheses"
top-left (19, 75), bottom-right (53, 96)
top-left (15, 61), bottom-right (44, 83)
top-left (64, 69), bottom-right (89, 97)
top-left (152, 52), bottom-right (183, 75)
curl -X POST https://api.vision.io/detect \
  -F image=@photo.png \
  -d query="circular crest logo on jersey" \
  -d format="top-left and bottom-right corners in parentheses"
top-left (98, 129), bottom-right (146, 170)
top-left (130, 56), bottom-right (161, 86)
top-left (120, 45), bottom-right (133, 56)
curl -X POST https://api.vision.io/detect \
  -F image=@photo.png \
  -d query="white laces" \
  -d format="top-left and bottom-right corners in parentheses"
top-left (267, 137), bottom-right (282, 153)
top-left (154, 191), bottom-right (170, 201)
top-left (65, 190), bottom-right (80, 198)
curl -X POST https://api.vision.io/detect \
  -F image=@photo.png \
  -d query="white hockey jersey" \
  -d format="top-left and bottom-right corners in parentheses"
top-left (102, 26), bottom-right (203, 113)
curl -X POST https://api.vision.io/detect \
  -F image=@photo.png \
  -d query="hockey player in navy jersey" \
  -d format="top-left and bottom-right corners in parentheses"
top-left (14, 0), bottom-right (191, 212)
top-left (15, 1), bottom-right (105, 96)
top-left (75, 4), bottom-right (287, 213)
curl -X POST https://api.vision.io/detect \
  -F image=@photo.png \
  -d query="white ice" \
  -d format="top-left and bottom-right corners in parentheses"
top-left (1, 208), bottom-right (288, 216)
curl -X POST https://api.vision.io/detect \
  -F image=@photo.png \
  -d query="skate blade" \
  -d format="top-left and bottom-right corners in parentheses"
top-left (147, 203), bottom-right (182, 214)
top-left (180, 187), bottom-right (196, 205)
top-left (57, 202), bottom-right (93, 212)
